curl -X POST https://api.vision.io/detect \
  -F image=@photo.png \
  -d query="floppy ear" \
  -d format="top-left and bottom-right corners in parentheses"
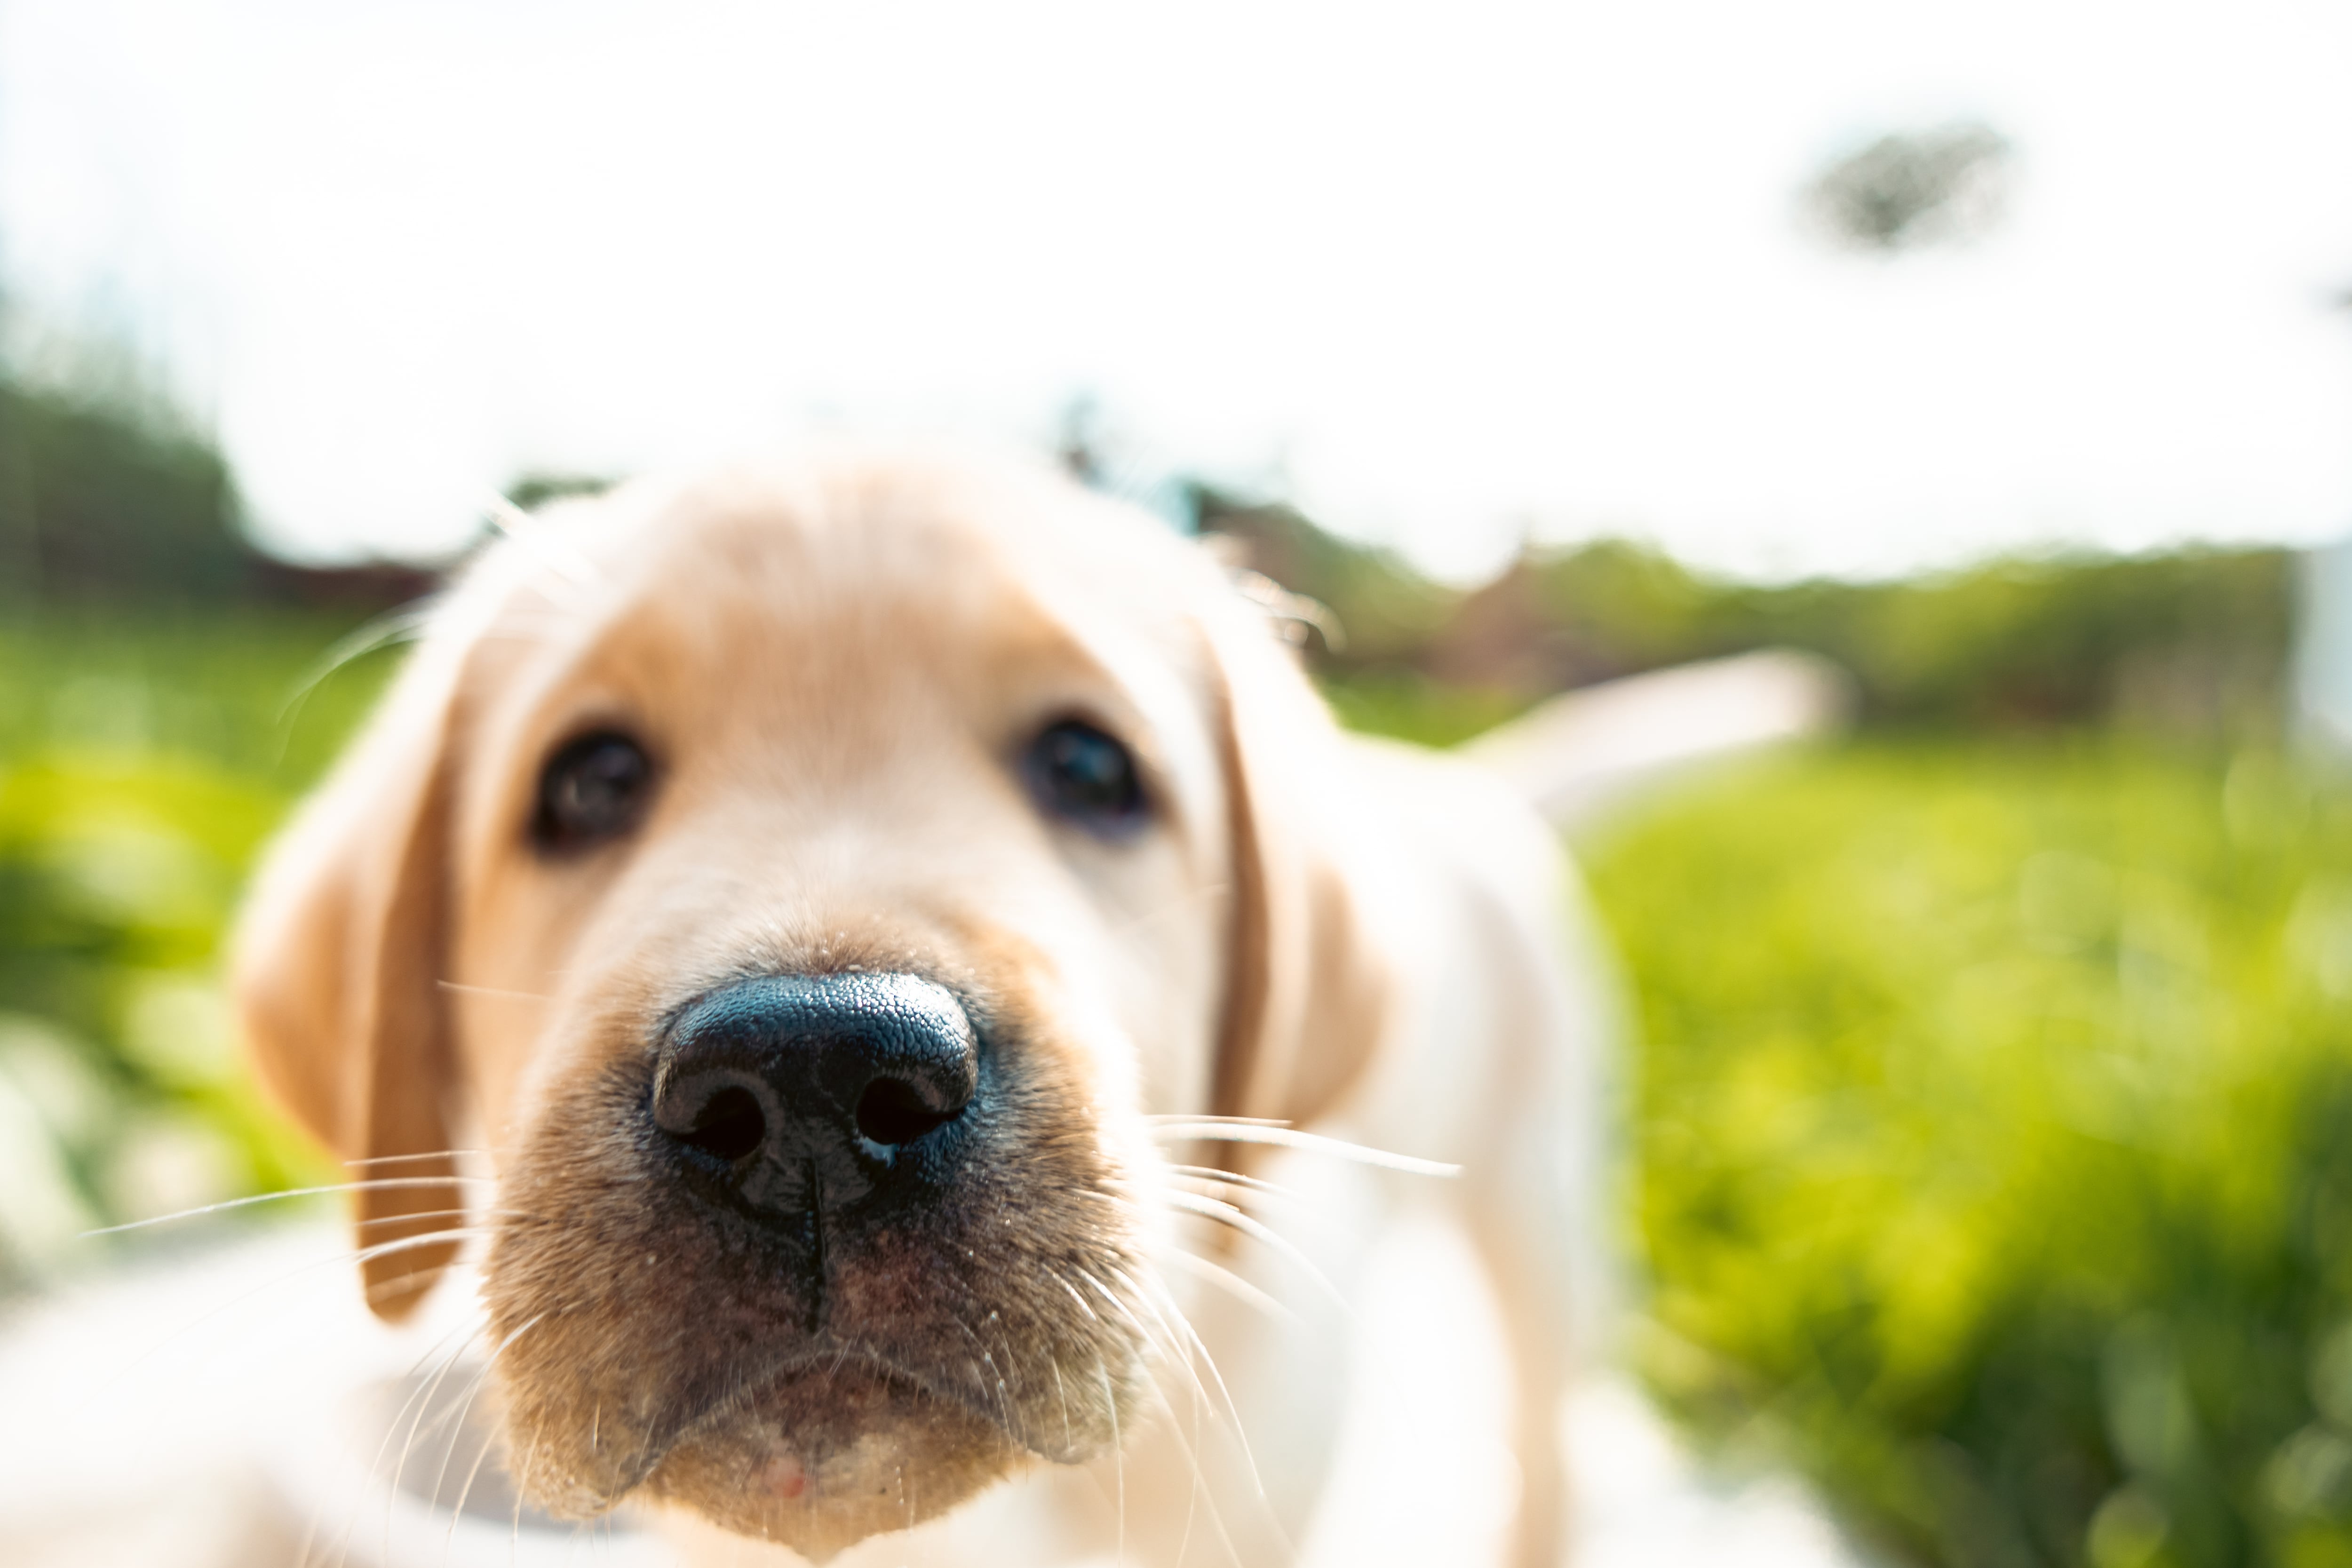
top-left (1199, 593), bottom-right (1393, 1129)
top-left (233, 634), bottom-right (468, 1321)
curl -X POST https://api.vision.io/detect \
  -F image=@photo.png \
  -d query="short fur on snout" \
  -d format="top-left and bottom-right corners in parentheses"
top-left (234, 453), bottom-right (1600, 1567)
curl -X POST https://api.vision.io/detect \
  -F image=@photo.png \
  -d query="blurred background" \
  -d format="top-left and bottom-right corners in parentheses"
top-left (5, 3), bottom-right (2352, 1566)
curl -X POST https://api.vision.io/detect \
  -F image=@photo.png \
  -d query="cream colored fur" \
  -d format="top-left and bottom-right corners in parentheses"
top-left (232, 452), bottom-right (1602, 1567)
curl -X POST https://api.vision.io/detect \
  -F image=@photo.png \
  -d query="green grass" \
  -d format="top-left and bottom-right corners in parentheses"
top-left (0, 607), bottom-right (397, 1286)
top-left (1582, 741), bottom-right (2352, 1568)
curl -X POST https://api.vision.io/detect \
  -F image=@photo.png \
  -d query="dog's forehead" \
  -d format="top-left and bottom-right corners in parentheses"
top-left (461, 460), bottom-right (1208, 720)
top-left (589, 460), bottom-right (1192, 630)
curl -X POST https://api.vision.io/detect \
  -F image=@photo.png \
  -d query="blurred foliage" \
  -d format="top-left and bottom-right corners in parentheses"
top-left (1200, 489), bottom-right (2294, 744)
top-left (0, 608), bottom-right (398, 1289)
top-left (1583, 742), bottom-right (2352, 1568)
top-left (505, 470), bottom-right (618, 510)
top-left (0, 378), bottom-right (248, 601)
top-left (1804, 120), bottom-right (2014, 253)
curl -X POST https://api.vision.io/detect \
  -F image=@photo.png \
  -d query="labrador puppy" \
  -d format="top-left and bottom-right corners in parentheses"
top-left (232, 453), bottom-right (1601, 1567)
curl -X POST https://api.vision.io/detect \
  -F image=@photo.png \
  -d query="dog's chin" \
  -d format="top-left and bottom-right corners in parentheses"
top-left (643, 1360), bottom-right (1029, 1562)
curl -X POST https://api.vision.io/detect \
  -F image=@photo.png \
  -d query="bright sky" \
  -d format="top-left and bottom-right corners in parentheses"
top-left (3, 0), bottom-right (2349, 582)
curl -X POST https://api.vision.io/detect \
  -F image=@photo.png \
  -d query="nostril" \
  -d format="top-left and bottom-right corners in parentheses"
top-left (657, 974), bottom-right (978, 1196)
top-left (855, 1077), bottom-right (958, 1146)
top-left (683, 1084), bottom-right (768, 1162)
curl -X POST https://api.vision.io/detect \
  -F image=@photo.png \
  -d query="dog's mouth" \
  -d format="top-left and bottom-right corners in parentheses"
top-left (637, 1346), bottom-right (1031, 1556)
top-left (662, 1335), bottom-right (1104, 1468)
top-left (653, 1342), bottom-right (1031, 1472)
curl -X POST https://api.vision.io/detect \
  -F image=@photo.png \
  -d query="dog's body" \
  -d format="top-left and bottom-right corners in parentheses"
top-left (233, 454), bottom-right (1602, 1567)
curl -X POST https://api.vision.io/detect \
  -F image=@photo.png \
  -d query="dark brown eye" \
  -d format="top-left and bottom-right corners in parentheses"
top-left (1023, 719), bottom-right (1147, 837)
top-left (532, 731), bottom-right (654, 852)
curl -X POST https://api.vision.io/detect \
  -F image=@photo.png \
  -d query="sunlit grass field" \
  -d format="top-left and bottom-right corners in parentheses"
top-left (5, 612), bottom-right (2350, 1566)
top-left (1582, 743), bottom-right (2352, 1568)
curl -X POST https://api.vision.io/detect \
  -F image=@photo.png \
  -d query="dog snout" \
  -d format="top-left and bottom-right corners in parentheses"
top-left (651, 972), bottom-right (980, 1214)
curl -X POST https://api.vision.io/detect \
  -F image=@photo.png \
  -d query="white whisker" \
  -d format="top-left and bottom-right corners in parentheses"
top-left (353, 1208), bottom-right (482, 1232)
top-left (343, 1151), bottom-right (493, 1169)
top-left (1045, 1266), bottom-right (1103, 1327)
top-left (274, 604), bottom-right (436, 731)
top-left (1130, 1333), bottom-right (1219, 1566)
top-left (301, 1305), bottom-right (486, 1568)
top-left (79, 1177), bottom-right (493, 1238)
top-left (1155, 1247), bottom-right (1297, 1324)
top-left (1051, 1353), bottom-right (1073, 1460)
top-left (1144, 1114), bottom-right (1289, 1127)
top-left (1096, 1255), bottom-right (1258, 1534)
top-left (349, 1228), bottom-right (493, 1310)
top-left (1128, 1263), bottom-right (1282, 1549)
top-left (1161, 1191), bottom-right (1351, 1316)
top-left (1164, 1164), bottom-right (1304, 1204)
top-left (1147, 1121), bottom-right (1459, 1178)
top-left (1097, 1355), bottom-right (1124, 1565)
top-left (325, 1306), bottom-right (486, 1568)
top-left (437, 1313), bottom-right (547, 1544)
top-left (384, 1319), bottom-right (479, 1552)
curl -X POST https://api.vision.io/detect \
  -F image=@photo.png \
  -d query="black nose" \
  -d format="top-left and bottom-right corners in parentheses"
top-left (650, 973), bottom-right (979, 1215)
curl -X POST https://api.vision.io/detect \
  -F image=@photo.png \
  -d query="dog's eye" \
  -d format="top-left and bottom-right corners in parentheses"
top-left (533, 731), bottom-right (655, 852)
top-left (1024, 719), bottom-right (1147, 836)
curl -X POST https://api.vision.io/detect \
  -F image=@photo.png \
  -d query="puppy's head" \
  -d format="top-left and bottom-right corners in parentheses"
top-left (232, 456), bottom-right (1388, 1557)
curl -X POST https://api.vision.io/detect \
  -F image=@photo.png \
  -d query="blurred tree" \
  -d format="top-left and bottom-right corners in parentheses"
top-left (1203, 493), bottom-right (2295, 745)
top-left (1804, 121), bottom-right (2014, 253)
top-left (0, 378), bottom-right (247, 602)
top-left (506, 470), bottom-right (618, 510)
top-left (0, 363), bottom-right (446, 609)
